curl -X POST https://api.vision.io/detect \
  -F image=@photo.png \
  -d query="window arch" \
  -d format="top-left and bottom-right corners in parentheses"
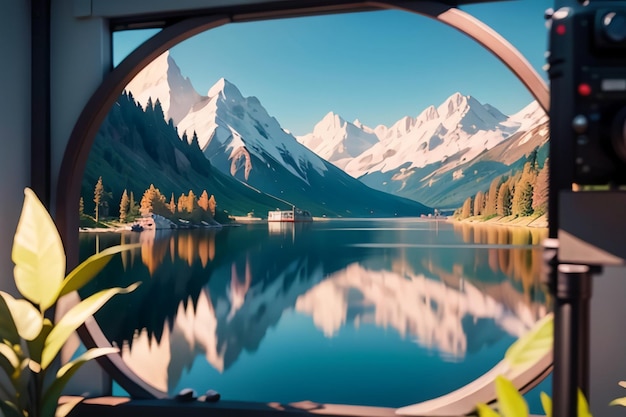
top-left (56, 0), bottom-right (549, 411)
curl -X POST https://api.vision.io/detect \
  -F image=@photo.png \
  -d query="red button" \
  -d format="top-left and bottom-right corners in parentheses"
top-left (556, 24), bottom-right (566, 35)
top-left (578, 83), bottom-right (592, 96)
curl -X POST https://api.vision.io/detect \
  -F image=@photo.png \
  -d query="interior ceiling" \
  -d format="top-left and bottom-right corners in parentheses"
top-left (111, 0), bottom-right (513, 30)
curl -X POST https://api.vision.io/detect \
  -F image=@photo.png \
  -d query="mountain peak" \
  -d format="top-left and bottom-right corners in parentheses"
top-left (418, 105), bottom-right (439, 122)
top-left (316, 112), bottom-right (346, 132)
top-left (125, 51), bottom-right (201, 125)
top-left (208, 77), bottom-right (243, 100)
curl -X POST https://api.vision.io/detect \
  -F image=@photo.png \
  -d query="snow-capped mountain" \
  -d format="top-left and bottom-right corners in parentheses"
top-left (176, 77), bottom-right (328, 184)
top-left (125, 51), bottom-right (201, 124)
top-left (297, 94), bottom-right (548, 208)
top-left (296, 112), bottom-right (380, 170)
top-left (339, 93), bottom-right (521, 178)
top-left (125, 51), bottom-right (547, 212)
top-left (125, 52), bottom-right (430, 217)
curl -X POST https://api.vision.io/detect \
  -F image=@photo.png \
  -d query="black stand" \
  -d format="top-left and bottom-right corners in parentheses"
top-left (544, 239), bottom-right (598, 417)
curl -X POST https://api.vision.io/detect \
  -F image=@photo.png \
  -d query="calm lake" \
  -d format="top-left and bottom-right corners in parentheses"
top-left (78, 218), bottom-right (549, 408)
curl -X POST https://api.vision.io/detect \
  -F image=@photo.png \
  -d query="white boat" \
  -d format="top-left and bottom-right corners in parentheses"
top-left (267, 207), bottom-right (313, 222)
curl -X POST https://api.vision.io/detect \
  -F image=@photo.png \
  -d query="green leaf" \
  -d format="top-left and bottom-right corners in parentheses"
top-left (476, 403), bottom-right (502, 417)
top-left (40, 283), bottom-right (139, 369)
top-left (26, 318), bottom-right (53, 365)
top-left (42, 347), bottom-right (117, 417)
top-left (0, 292), bottom-right (42, 341)
top-left (13, 359), bottom-right (32, 409)
top-left (56, 347), bottom-right (118, 379)
top-left (540, 392), bottom-right (552, 417)
top-left (0, 295), bottom-right (20, 345)
top-left (610, 397), bottom-right (626, 407)
top-left (12, 188), bottom-right (65, 311)
top-left (578, 389), bottom-right (592, 417)
top-left (495, 376), bottom-right (529, 417)
top-left (0, 399), bottom-right (23, 417)
top-left (58, 244), bottom-right (140, 298)
top-left (0, 343), bottom-right (19, 371)
top-left (505, 314), bottom-right (553, 371)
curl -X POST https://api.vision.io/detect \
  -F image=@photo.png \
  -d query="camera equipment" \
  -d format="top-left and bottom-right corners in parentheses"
top-left (548, 2), bottom-right (626, 417)
top-left (549, 2), bottom-right (626, 187)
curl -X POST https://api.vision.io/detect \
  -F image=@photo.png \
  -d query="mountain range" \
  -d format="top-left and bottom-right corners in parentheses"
top-left (125, 51), bottom-right (548, 212)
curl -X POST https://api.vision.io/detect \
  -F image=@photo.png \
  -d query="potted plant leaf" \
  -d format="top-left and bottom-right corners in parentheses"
top-left (0, 188), bottom-right (139, 417)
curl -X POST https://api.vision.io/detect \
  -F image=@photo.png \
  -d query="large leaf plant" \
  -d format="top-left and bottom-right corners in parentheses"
top-left (0, 188), bottom-right (138, 417)
top-left (476, 315), bottom-right (593, 417)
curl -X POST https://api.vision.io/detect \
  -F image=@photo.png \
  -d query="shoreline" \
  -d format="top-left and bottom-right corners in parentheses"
top-left (448, 214), bottom-right (548, 229)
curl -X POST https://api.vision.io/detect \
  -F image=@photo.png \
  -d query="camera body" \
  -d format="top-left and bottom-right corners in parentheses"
top-left (549, 2), bottom-right (626, 186)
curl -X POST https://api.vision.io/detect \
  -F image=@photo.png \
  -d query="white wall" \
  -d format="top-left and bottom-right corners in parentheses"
top-left (50, 0), bottom-right (111, 212)
top-left (0, 0), bottom-right (31, 295)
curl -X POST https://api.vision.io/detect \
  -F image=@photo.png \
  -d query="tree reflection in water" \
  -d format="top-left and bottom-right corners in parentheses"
top-left (78, 219), bottom-right (549, 403)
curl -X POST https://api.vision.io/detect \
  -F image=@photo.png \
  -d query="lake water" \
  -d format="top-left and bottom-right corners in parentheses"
top-left (78, 218), bottom-right (549, 408)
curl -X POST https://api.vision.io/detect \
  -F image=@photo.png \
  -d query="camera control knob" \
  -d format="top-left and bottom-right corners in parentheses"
top-left (601, 11), bottom-right (626, 43)
top-left (572, 115), bottom-right (588, 134)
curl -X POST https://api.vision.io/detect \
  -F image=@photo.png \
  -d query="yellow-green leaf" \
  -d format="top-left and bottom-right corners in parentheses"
top-left (610, 397), bottom-right (626, 407)
top-left (495, 376), bottom-right (528, 417)
top-left (0, 343), bottom-right (19, 372)
top-left (40, 283), bottom-right (139, 369)
top-left (56, 347), bottom-right (118, 379)
top-left (55, 397), bottom-right (83, 417)
top-left (58, 244), bottom-right (140, 298)
top-left (0, 292), bottom-right (42, 341)
top-left (578, 389), bottom-right (592, 417)
top-left (42, 347), bottom-right (117, 417)
top-left (12, 188), bottom-right (65, 311)
top-left (476, 403), bottom-right (502, 417)
top-left (540, 392), bottom-right (552, 417)
top-left (505, 314), bottom-right (553, 371)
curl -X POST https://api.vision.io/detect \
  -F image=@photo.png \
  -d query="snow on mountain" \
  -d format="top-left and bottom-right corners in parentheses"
top-left (339, 93), bottom-right (520, 178)
top-left (175, 77), bottom-right (328, 183)
top-left (125, 51), bottom-right (201, 125)
top-left (506, 100), bottom-right (548, 132)
top-left (296, 112), bottom-right (380, 170)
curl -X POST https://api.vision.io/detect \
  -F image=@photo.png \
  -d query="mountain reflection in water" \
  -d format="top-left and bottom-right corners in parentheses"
top-left (79, 219), bottom-right (549, 405)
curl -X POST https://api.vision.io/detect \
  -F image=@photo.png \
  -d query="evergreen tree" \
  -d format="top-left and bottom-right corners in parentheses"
top-left (198, 190), bottom-right (210, 212)
top-left (177, 193), bottom-right (188, 214)
top-left (461, 197), bottom-right (473, 219)
top-left (168, 193), bottom-right (176, 214)
top-left (119, 189), bottom-right (129, 222)
top-left (191, 131), bottom-right (201, 150)
top-left (497, 182), bottom-right (512, 216)
top-left (186, 190), bottom-right (197, 214)
top-left (128, 191), bottom-right (140, 219)
top-left (526, 147), bottom-right (539, 173)
top-left (79, 197), bottom-right (84, 217)
top-left (533, 158), bottom-right (549, 215)
top-left (513, 180), bottom-right (534, 217)
top-left (140, 184), bottom-right (168, 217)
top-left (208, 195), bottom-right (217, 217)
top-left (485, 177), bottom-right (501, 216)
top-left (473, 191), bottom-right (485, 217)
top-left (153, 98), bottom-right (165, 120)
top-left (93, 176), bottom-right (104, 222)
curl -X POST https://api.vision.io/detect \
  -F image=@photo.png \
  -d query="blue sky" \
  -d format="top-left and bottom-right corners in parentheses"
top-left (114, 0), bottom-right (549, 136)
